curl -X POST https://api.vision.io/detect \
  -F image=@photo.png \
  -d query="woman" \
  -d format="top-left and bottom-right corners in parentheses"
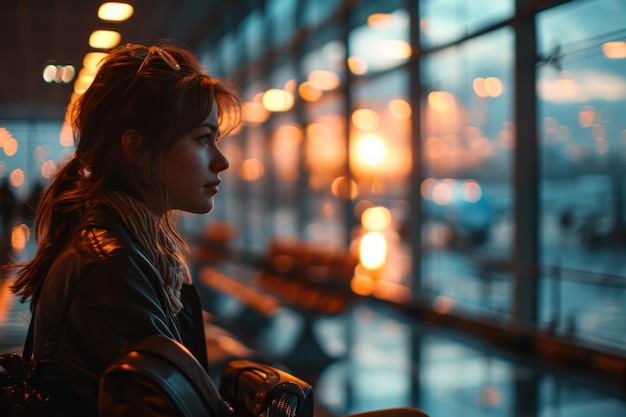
top-left (10, 40), bottom-right (240, 415)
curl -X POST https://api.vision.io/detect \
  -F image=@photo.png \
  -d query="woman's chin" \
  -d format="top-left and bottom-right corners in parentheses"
top-left (175, 200), bottom-right (214, 215)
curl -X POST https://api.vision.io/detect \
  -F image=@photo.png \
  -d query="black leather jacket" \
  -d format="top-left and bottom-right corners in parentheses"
top-left (30, 204), bottom-right (208, 416)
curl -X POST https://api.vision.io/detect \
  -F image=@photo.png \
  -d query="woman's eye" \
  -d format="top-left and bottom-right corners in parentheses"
top-left (197, 135), bottom-right (210, 145)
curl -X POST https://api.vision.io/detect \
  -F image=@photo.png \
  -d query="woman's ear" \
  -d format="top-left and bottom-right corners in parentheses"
top-left (121, 129), bottom-right (144, 168)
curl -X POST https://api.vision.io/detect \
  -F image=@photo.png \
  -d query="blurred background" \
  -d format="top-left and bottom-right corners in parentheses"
top-left (1, 0), bottom-right (626, 416)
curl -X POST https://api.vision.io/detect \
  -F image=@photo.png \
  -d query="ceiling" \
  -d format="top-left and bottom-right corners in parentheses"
top-left (1, 0), bottom-right (233, 121)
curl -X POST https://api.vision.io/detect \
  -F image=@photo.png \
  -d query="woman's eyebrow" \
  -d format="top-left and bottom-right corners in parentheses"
top-left (199, 122), bottom-right (219, 131)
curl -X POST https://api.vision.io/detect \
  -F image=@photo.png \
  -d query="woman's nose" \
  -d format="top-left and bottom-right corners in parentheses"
top-left (212, 151), bottom-right (229, 173)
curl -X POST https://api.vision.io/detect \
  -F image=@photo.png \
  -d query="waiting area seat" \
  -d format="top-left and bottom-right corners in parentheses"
top-left (100, 334), bottom-right (429, 417)
top-left (197, 237), bottom-right (359, 373)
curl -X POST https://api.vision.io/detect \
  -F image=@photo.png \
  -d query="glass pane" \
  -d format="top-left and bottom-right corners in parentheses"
top-left (303, 95), bottom-right (347, 246)
top-left (420, 0), bottom-right (514, 48)
top-left (349, 69), bottom-right (412, 303)
top-left (420, 29), bottom-right (515, 316)
top-left (221, 75), bottom-right (270, 253)
top-left (300, 26), bottom-right (348, 247)
top-left (537, 0), bottom-right (626, 352)
top-left (268, 62), bottom-right (302, 238)
top-left (0, 121), bottom-right (69, 259)
top-left (302, 0), bottom-right (343, 28)
top-left (267, 0), bottom-right (297, 47)
top-left (242, 10), bottom-right (264, 62)
top-left (349, 7), bottom-right (410, 76)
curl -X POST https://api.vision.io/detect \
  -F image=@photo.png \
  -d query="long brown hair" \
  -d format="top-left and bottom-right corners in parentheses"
top-left (10, 40), bottom-right (240, 308)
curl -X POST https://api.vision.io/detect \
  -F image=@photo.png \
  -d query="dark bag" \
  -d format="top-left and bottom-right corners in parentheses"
top-left (0, 318), bottom-right (54, 417)
top-left (99, 334), bottom-right (234, 417)
top-left (219, 359), bottom-right (314, 417)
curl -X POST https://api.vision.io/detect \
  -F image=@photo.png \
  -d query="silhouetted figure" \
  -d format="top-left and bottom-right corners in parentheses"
top-left (0, 179), bottom-right (17, 261)
top-left (21, 181), bottom-right (45, 226)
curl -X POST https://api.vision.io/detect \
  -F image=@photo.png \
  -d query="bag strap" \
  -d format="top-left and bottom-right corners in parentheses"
top-left (103, 334), bottom-right (232, 417)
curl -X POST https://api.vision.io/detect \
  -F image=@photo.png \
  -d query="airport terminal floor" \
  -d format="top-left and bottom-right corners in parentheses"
top-left (1, 256), bottom-right (625, 417)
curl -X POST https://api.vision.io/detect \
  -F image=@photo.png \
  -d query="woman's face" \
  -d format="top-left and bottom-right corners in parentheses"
top-left (160, 100), bottom-right (229, 214)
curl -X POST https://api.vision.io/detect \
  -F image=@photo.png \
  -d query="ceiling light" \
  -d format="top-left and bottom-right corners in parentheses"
top-left (98, 2), bottom-right (134, 22)
top-left (89, 30), bottom-right (121, 49)
top-left (42, 63), bottom-right (76, 84)
top-left (83, 52), bottom-right (108, 69)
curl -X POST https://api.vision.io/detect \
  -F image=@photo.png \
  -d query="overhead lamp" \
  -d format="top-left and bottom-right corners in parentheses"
top-left (83, 52), bottom-right (108, 69)
top-left (42, 62), bottom-right (76, 84)
top-left (98, 2), bottom-right (134, 22)
top-left (89, 30), bottom-right (121, 49)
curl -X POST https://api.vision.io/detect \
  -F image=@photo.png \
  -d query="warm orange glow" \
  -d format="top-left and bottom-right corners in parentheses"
top-left (348, 56), bottom-right (368, 75)
top-left (59, 122), bottom-right (74, 147)
top-left (356, 135), bottom-right (386, 166)
top-left (474, 77), bottom-right (503, 97)
top-left (373, 40), bottom-right (412, 60)
top-left (420, 178), bottom-right (437, 200)
top-left (555, 72), bottom-right (578, 98)
top-left (352, 108), bottom-right (379, 130)
top-left (272, 124), bottom-right (303, 181)
top-left (351, 274), bottom-right (375, 296)
top-left (0, 128), bottom-right (15, 148)
top-left (273, 124), bottom-right (303, 147)
top-left (239, 159), bottom-right (264, 181)
top-left (367, 13), bottom-right (393, 30)
top-left (374, 280), bottom-right (411, 303)
top-left (424, 136), bottom-right (442, 160)
top-left (361, 206), bottom-right (392, 231)
top-left (298, 81), bottom-right (323, 102)
top-left (428, 91), bottom-right (455, 112)
top-left (485, 77), bottom-right (503, 97)
top-left (241, 101), bottom-right (270, 125)
top-left (388, 99), bottom-right (411, 120)
top-left (74, 74), bottom-right (95, 94)
top-left (432, 182), bottom-right (453, 205)
top-left (305, 117), bottom-right (346, 172)
top-left (11, 224), bottom-right (30, 253)
top-left (354, 200), bottom-right (374, 219)
top-left (359, 231), bottom-right (387, 270)
top-left (83, 52), bottom-right (108, 68)
top-left (0, 279), bottom-right (14, 322)
top-left (474, 78), bottom-right (488, 98)
top-left (602, 41), bottom-right (626, 59)
top-left (98, 2), bottom-right (134, 22)
top-left (283, 79), bottom-right (297, 93)
top-left (308, 70), bottom-right (340, 91)
top-left (433, 295), bottom-right (454, 314)
top-left (41, 160), bottom-right (57, 179)
top-left (263, 89), bottom-right (294, 112)
top-left (88, 30), bottom-right (121, 49)
top-left (9, 169), bottom-right (24, 187)
top-left (3, 138), bottom-right (18, 156)
top-left (331, 176), bottom-right (358, 200)
top-left (462, 180), bottom-right (482, 203)
top-left (578, 105), bottom-right (595, 128)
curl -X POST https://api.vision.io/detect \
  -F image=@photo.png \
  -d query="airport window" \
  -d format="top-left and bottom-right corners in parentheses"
top-left (537, 0), bottom-right (626, 351)
top-left (419, 0), bottom-right (514, 48)
top-left (419, 28), bottom-right (515, 317)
